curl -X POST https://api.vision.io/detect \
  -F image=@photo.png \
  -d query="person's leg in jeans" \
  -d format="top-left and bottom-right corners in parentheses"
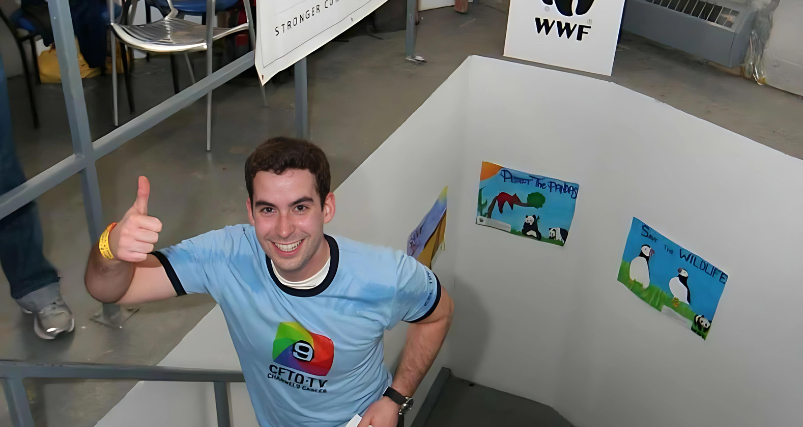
top-left (0, 53), bottom-right (73, 339)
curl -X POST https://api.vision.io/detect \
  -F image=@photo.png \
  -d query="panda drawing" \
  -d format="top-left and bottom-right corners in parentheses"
top-left (548, 227), bottom-right (569, 244)
top-left (522, 215), bottom-right (541, 240)
top-left (694, 315), bottom-right (711, 333)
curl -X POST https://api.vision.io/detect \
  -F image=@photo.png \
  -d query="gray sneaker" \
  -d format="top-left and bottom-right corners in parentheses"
top-left (17, 284), bottom-right (75, 340)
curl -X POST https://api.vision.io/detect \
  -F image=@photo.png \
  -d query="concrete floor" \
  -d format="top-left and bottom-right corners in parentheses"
top-left (422, 375), bottom-right (573, 427)
top-left (2, 3), bottom-right (803, 426)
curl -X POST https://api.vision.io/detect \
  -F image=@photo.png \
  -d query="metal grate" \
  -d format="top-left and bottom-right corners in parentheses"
top-left (644, 0), bottom-right (741, 28)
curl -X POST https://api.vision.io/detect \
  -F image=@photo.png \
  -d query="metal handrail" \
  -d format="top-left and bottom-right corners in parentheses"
top-left (0, 360), bottom-right (244, 427)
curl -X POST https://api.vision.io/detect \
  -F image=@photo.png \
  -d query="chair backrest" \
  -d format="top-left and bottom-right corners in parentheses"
top-left (151, 0), bottom-right (242, 16)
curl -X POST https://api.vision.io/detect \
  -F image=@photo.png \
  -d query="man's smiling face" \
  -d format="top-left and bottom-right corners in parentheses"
top-left (247, 169), bottom-right (335, 281)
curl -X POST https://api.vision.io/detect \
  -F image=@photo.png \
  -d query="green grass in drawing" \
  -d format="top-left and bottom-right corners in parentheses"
top-left (510, 230), bottom-right (565, 246)
top-left (618, 261), bottom-right (709, 339)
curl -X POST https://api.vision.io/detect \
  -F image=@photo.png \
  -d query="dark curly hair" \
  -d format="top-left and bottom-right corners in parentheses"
top-left (245, 137), bottom-right (331, 208)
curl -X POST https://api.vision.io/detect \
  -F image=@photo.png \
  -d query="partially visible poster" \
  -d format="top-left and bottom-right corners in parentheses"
top-left (618, 218), bottom-right (729, 340)
top-left (255, 0), bottom-right (389, 84)
top-left (503, 0), bottom-right (626, 75)
top-left (408, 187), bottom-right (447, 268)
top-left (476, 162), bottom-right (579, 247)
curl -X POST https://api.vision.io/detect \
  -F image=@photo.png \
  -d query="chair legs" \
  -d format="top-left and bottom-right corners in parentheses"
top-left (145, 5), bottom-right (151, 62)
top-left (13, 38), bottom-right (38, 128)
top-left (169, 54), bottom-right (180, 94)
top-left (119, 42), bottom-right (135, 113)
top-left (29, 38), bottom-right (40, 84)
top-left (184, 54), bottom-right (196, 84)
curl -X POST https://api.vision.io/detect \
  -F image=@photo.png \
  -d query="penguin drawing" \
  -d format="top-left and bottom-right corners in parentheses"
top-left (668, 268), bottom-right (691, 305)
top-left (629, 245), bottom-right (654, 289)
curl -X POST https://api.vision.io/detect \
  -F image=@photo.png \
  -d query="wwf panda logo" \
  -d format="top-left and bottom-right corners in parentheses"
top-left (542, 0), bottom-right (594, 17)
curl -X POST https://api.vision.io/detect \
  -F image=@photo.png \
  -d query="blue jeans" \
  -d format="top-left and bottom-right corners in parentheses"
top-left (0, 53), bottom-right (59, 300)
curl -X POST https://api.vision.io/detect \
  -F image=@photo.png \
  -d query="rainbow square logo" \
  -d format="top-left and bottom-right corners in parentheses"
top-left (272, 322), bottom-right (334, 376)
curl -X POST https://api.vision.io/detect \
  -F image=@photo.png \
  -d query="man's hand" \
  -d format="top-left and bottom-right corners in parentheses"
top-left (109, 176), bottom-right (163, 262)
top-left (357, 397), bottom-right (399, 427)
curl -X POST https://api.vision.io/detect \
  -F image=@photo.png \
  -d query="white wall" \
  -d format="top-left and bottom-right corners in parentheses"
top-left (449, 56), bottom-right (803, 427)
top-left (762, 0), bottom-right (803, 96)
top-left (442, 57), bottom-right (600, 407)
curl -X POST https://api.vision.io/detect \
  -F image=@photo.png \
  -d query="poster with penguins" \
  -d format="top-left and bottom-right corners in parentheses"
top-left (618, 218), bottom-right (728, 340)
top-left (476, 162), bottom-right (578, 247)
top-left (503, 0), bottom-right (626, 75)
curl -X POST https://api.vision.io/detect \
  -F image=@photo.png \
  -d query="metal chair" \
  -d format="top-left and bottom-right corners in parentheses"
top-left (108, 0), bottom-right (265, 150)
top-left (142, 0), bottom-right (248, 94)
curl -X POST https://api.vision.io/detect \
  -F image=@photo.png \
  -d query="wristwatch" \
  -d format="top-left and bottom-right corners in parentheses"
top-left (383, 387), bottom-right (414, 415)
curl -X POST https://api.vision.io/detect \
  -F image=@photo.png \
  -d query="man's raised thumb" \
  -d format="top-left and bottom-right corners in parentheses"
top-left (134, 176), bottom-right (150, 215)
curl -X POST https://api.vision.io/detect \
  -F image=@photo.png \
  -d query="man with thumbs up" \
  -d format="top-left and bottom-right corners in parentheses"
top-left (85, 137), bottom-right (453, 427)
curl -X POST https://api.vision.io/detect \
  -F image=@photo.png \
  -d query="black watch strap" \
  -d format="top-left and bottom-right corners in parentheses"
top-left (383, 387), bottom-right (407, 406)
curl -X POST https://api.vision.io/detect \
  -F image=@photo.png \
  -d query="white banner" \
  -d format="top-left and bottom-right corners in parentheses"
top-left (255, 0), bottom-right (390, 84)
top-left (503, 0), bottom-right (625, 76)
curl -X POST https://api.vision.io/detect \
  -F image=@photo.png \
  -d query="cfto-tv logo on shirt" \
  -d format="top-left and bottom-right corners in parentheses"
top-left (272, 322), bottom-right (334, 376)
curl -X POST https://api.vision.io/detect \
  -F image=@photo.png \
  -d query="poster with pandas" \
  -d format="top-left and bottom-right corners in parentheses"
top-left (618, 218), bottom-right (728, 340)
top-left (476, 161), bottom-right (579, 247)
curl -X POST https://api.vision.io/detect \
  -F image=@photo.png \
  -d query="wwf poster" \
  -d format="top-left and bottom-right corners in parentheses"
top-left (476, 162), bottom-right (578, 247)
top-left (503, 0), bottom-right (626, 75)
top-left (618, 218), bottom-right (728, 340)
top-left (407, 187), bottom-right (447, 268)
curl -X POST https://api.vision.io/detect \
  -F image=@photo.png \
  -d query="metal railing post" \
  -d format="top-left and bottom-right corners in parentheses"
top-left (47, 0), bottom-right (136, 327)
top-left (294, 57), bottom-right (309, 139)
top-left (405, 0), bottom-right (425, 63)
top-left (206, 0), bottom-right (215, 151)
top-left (213, 381), bottom-right (231, 427)
top-left (2, 378), bottom-right (35, 427)
top-left (47, 0), bottom-right (104, 242)
top-left (1, 361), bottom-right (246, 426)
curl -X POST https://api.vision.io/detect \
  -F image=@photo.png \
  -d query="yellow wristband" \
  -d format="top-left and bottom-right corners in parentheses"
top-left (99, 222), bottom-right (118, 260)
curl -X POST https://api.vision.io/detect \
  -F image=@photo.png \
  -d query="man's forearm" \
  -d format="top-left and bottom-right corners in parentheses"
top-left (391, 316), bottom-right (452, 397)
top-left (85, 243), bottom-right (134, 303)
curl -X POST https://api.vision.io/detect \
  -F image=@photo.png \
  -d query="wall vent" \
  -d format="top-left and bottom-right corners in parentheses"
top-left (643, 0), bottom-right (742, 29)
top-left (622, 0), bottom-right (756, 67)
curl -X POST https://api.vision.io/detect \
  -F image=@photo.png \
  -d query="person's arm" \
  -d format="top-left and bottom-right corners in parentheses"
top-left (85, 177), bottom-right (177, 305)
top-left (390, 289), bottom-right (453, 396)
top-left (358, 285), bottom-right (454, 427)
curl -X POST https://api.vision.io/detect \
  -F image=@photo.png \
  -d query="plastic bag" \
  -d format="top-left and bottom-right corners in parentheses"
top-left (744, 0), bottom-right (780, 84)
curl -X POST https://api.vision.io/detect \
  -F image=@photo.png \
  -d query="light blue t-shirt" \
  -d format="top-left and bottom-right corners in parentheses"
top-left (153, 225), bottom-right (441, 427)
